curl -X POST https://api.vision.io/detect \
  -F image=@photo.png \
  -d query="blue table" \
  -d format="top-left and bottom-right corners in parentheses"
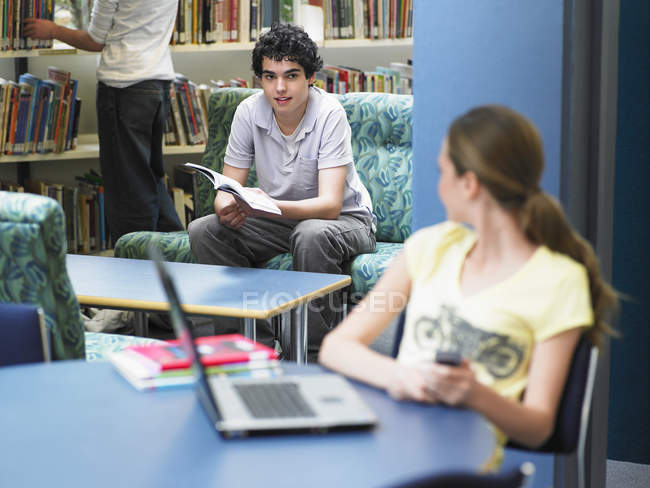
top-left (66, 254), bottom-right (352, 363)
top-left (0, 361), bottom-right (497, 487)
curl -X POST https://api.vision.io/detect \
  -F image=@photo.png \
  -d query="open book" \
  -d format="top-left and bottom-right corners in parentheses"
top-left (184, 162), bottom-right (281, 215)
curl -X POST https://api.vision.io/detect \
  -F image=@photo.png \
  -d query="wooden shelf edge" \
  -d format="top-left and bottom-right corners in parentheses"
top-left (322, 38), bottom-right (413, 48)
top-left (0, 135), bottom-right (205, 164)
top-left (0, 38), bottom-right (412, 59)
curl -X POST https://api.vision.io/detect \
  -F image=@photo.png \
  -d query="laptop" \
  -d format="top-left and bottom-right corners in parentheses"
top-left (150, 250), bottom-right (378, 437)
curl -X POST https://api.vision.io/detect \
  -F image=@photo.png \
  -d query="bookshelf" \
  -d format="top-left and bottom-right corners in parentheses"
top-left (0, 2), bottom-right (412, 185)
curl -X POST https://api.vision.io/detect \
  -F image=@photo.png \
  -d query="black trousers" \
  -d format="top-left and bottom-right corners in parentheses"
top-left (96, 80), bottom-right (182, 244)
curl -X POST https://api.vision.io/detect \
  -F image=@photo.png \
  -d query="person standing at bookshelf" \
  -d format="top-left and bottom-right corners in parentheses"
top-left (24, 1), bottom-right (183, 243)
top-left (187, 23), bottom-right (376, 359)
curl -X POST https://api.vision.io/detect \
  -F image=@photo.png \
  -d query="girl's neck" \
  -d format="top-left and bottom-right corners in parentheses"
top-left (459, 203), bottom-right (538, 297)
top-left (467, 202), bottom-right (535, 265)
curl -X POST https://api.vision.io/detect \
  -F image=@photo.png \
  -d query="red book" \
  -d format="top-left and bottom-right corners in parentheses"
top-left (127, 334), bottom-right (279, 371)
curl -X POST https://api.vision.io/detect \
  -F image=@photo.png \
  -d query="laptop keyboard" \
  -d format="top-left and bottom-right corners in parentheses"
top-left (234, 382), bottom-right (317, 419)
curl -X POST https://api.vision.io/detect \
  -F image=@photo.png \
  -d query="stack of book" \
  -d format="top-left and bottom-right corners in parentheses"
top-left (108, 334), bottom-right (281, 391)
top-left (164, 74), bottom-right (211, 147)
top-left (0, 67), bottom-right (81, 156)
top-left (21, 170), bottom-right (109, 254)
top-left (173, 0), bottom-right (241, 45)
top-left (315, 62), bottom-right (412, 95)
top-left (0, 0), bottom-right (55, 51)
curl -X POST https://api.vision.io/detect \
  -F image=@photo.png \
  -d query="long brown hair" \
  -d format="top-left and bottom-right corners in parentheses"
top-left (447, 105), bottom-right (617, 346)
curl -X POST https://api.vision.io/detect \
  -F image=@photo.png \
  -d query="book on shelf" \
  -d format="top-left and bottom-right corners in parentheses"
top-left (33, 80), bottom-right (53, 154)
top-left (11, 82), bottom-right (33, 155)
top-left (70, 98), bottom-right (82, 150)
top-left (168, 82), bottom-right (188, 146)
top-left (17, 73), bottom-right (41, 154)
top-left (1, 0), bottom-right (54, 51)
top-left (0, 69), bottom-right (83, 156)
top-left (108, 333), bottom-right (281, 390)
top-left (0, 180), bottom-right (24, 192)
top-left (170, 74), bottom-right (208, 146)
top-left (42, 79), bottom-right (63, 153)
top-left (0, 81), bottom-right (19, 155)
top-left (64, 79), bottom-right (79, 151)
top-left (319, 0), bottom-right (412, 40)
top-left (174, 164), bottom-right (199, 222)
top-left (172, 186), bottom-right (187, 229)
top-left (184, 162), bottom-right (282, 215)
top-left (46, 66), bottom-right (72, 154)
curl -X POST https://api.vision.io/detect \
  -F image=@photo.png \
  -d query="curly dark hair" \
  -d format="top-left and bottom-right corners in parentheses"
top-left (252, 23), bottom-right (323, 79)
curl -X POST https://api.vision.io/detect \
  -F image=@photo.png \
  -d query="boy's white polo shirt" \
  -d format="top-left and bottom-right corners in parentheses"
top-left (225, 86), bottom-right (375, 224)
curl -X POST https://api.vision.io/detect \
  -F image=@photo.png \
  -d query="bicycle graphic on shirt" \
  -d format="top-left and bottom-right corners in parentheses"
top-left (413, 305), bottom-right (524, 379)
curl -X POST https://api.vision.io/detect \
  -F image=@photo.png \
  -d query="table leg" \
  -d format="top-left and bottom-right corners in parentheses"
top-left (290, 303), bottom-right (309, 365)
top-left (244, 318), bottom-right (256, 342)
top-left (134, 312), bottom-right (148, 337)
top-left (279, 311), bottom-right (291, 359)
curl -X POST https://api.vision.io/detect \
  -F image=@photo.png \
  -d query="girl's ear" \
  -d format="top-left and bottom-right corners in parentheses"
top-left (462, 170), bottom-right (481, 199)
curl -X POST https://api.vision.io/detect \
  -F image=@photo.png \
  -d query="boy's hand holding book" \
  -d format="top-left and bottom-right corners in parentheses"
top-left (185, 162), bottom-right (281, 217)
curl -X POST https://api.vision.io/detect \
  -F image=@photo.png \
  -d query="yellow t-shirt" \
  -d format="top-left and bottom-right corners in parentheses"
top-left (398, 221), bottom-right (593, 402)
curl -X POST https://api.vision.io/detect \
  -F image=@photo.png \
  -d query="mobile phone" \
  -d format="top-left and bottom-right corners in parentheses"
top-left (434, 350), bottom-right (462, 366)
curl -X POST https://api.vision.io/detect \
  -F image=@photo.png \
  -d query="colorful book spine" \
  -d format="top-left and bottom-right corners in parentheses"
top-left (12, 82), bottom-right (32, 155)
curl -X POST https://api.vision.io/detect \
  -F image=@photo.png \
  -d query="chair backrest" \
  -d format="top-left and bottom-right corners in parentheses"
top-left (391, 462), bottom-right (535, 488)
top-left (198, 88), bottom-right (413, 243)
top-left (0, 303), bottom-right (50, 365)
top-left (392, 309), bottom-right (598, 455)
top-left (0, 191), bottom-right (85, 360)
top-left (524, 333), bottom-right (598, 454)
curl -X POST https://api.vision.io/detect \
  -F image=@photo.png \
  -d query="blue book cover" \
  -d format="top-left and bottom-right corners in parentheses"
top-left (34, 81), bottom-right (53, 153)
top-left (43, 80), bottom-right (63, 153)
top-left (17, 73), bottom-right (41, 153)
top-left (13, 83), bottom-right (34, 155)
top-left (38, 80), bottom-right (58, 153)
top-left (65, 79), bottom-right (78, 151)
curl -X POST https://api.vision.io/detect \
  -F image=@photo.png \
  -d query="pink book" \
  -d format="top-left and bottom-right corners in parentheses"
top-left (127, 334), bottom-right (279, 371)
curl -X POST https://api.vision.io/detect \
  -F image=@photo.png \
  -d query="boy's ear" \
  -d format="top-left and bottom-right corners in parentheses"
top-left (307, 73), bottom-right (316, 85)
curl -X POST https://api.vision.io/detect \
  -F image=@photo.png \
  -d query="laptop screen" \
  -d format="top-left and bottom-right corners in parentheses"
top-left (150, 248), bottom-right (223, 425)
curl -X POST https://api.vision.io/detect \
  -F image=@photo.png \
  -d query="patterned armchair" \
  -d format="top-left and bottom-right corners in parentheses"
top-left (0, 191), bottom-right (160, 361)
top-left (115, 88), bottom-right (413, 300)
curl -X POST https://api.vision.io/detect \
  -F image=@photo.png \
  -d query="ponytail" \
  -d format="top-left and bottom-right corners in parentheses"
top-left (520, 191), bottom-right (618, 347)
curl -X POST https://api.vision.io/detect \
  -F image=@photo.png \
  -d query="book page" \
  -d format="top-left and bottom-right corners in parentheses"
top-left (184, 162), bottom-right (281, 214)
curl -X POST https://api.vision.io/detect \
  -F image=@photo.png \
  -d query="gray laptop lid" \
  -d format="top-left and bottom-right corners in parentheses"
top-left (150, 247), bottom-right (377, 436)
top-left (150, 248), bottom-right (224, 426)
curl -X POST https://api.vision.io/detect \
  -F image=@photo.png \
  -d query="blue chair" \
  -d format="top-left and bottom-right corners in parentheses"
top-left (390, 462), bottom-right (535, 488)
top-left (391, 313), bottom-right (598, 488)
top-left (0, 191), bottom-right (162, 361)
top-left (0, 302), bottom-right (50, 365)
top-left (506, 334), bottom-right (598, 488)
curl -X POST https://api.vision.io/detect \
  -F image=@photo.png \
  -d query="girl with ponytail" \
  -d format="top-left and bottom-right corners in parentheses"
top-left (319, 105), bottom-right (617, 450)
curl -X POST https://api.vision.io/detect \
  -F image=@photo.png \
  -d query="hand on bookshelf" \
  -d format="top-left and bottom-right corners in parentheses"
top-left (23, 19), bottom-right (56, 41)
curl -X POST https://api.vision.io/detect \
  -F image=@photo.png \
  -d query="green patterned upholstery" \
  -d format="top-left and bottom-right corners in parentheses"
top-left (0, 191), bottom-right (161, 361)
top-left (115, 88), bottom-right (412, 299)
top-left (84, 332), bottom-right (160, 361)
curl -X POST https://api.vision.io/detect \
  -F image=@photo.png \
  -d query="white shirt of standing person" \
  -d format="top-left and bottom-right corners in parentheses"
top-left (88, 0), bottom-right (178, 88)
